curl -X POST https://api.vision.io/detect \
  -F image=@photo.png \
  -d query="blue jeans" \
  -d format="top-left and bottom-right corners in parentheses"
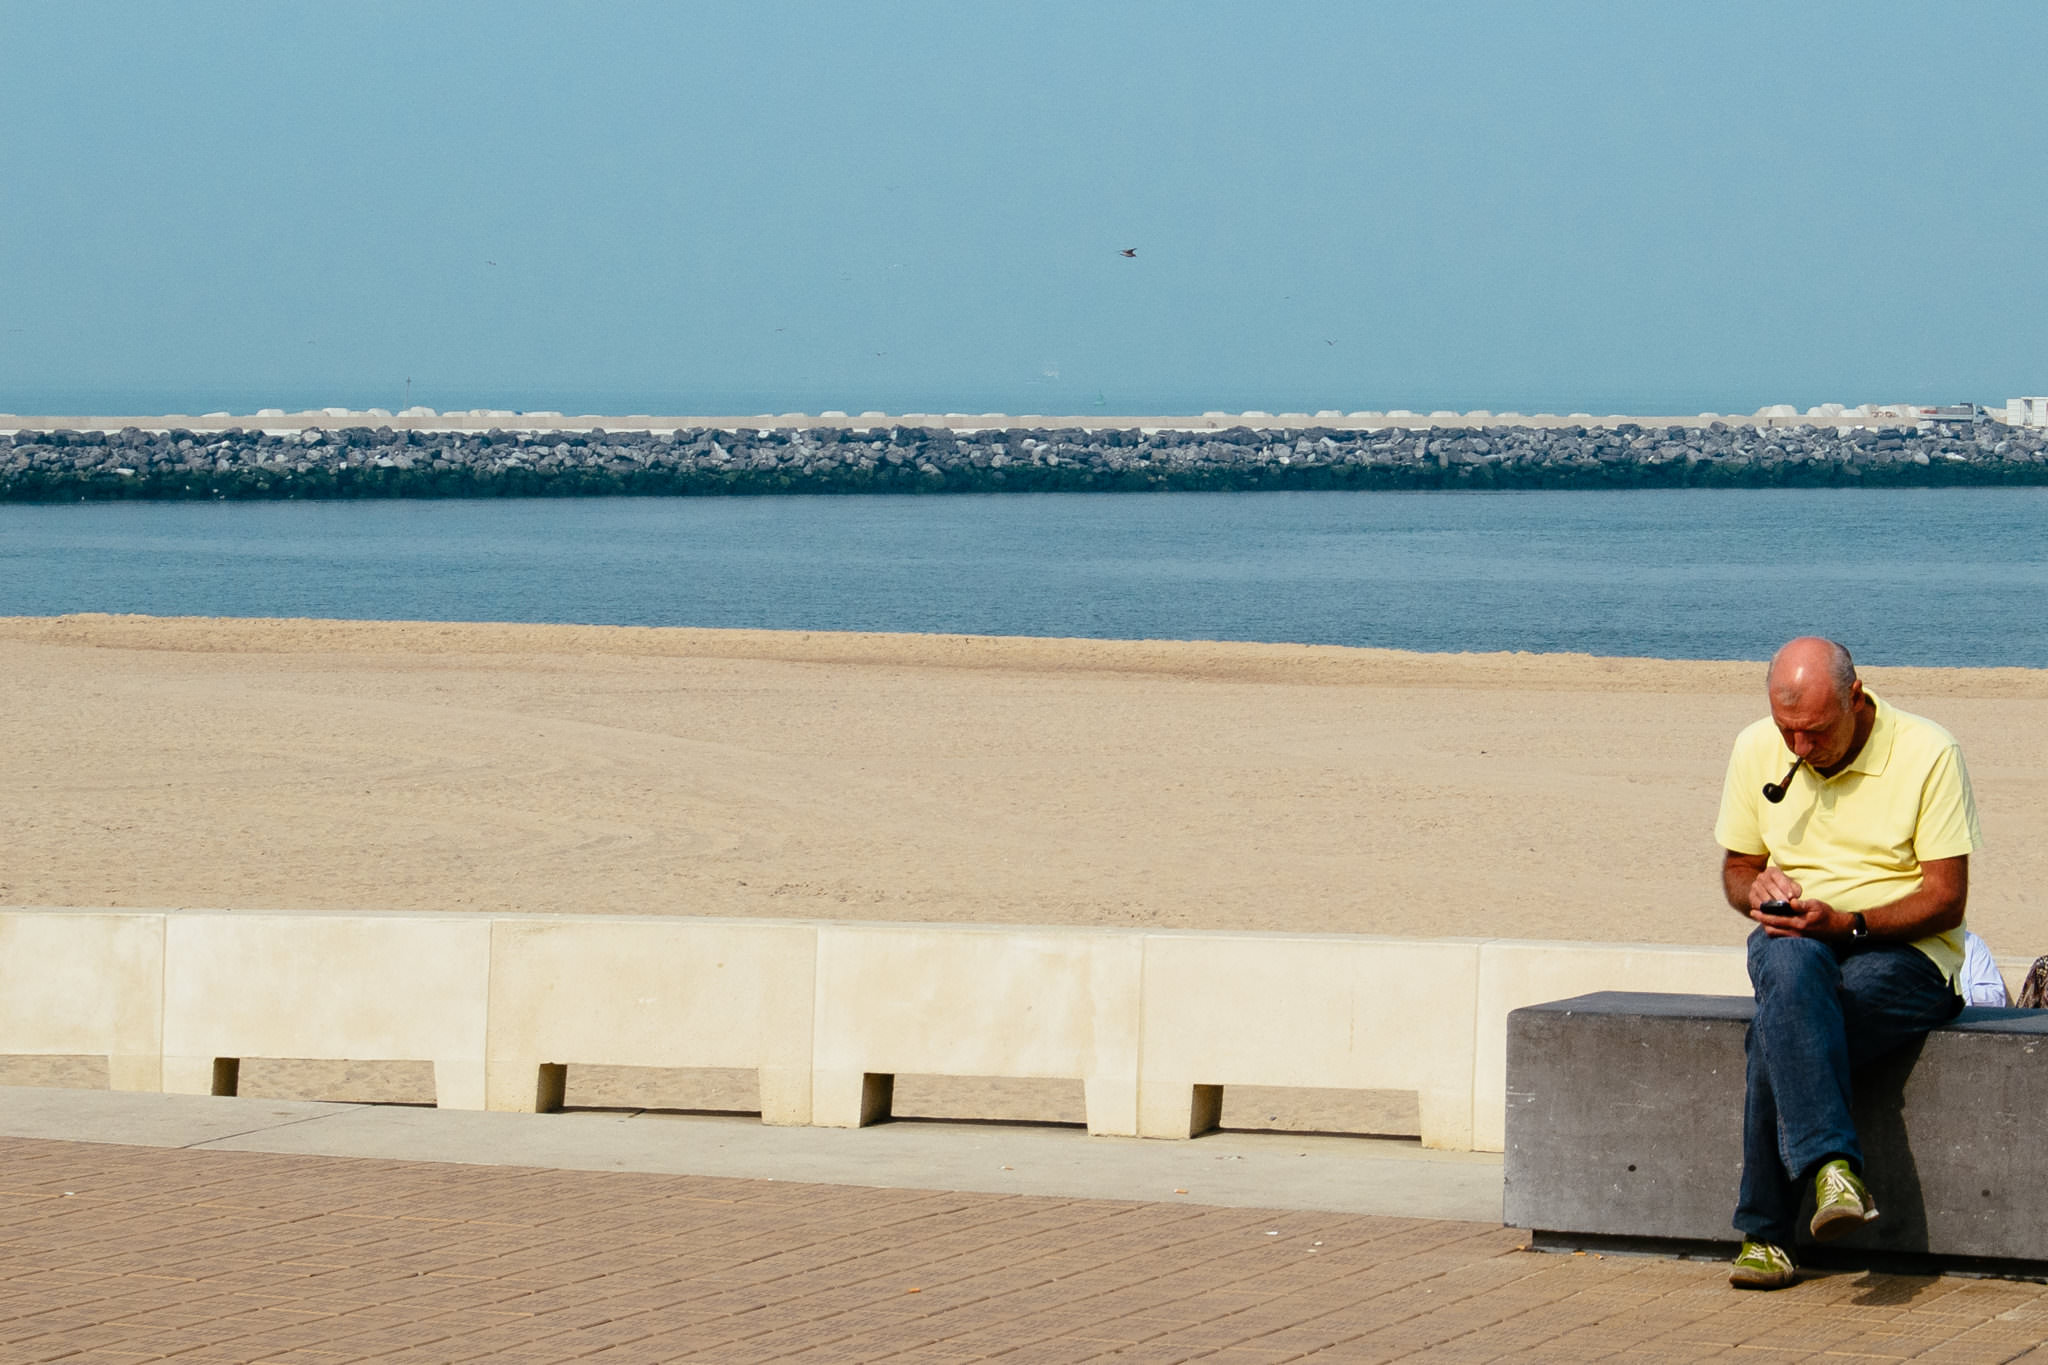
top-left (1736, 926), bottom-right (1960, 1245)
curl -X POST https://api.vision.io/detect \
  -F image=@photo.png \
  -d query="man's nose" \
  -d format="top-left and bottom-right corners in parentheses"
top-left (1788, 733), bottom-right (1814, 757)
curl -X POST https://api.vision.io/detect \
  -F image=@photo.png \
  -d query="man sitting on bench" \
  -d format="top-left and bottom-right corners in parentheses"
top-left (1715, 636), bottom-right (1982, 1290)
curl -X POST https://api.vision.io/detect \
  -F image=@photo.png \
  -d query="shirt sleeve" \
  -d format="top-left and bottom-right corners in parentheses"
top-left (1914, 742), bottom-right (1983, 862)
top-left (1960, 932), bottom-right (2009, 1006)
top-left (1713, 731), bottom-right (1766, 855)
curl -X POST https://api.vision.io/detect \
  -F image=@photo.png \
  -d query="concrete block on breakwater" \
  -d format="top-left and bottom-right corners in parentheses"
top-left (4, 420), bottom-right (2047, 501)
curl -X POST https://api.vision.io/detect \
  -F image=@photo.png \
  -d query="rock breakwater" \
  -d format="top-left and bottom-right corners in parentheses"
top-left (5, 421), bottom-right (2047, 501)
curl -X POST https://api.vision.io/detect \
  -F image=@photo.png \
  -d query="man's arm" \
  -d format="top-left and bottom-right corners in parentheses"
top-left (1722, 849), bottom-right (1773, 916)
top-left (1721, 848), bottom-right (1969, 941)
top-left (1833, 855), bottom-right (1968, 940)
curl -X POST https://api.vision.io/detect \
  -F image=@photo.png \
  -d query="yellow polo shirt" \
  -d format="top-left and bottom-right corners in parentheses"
top-left (1714, 692), bottom-right (1982, 981)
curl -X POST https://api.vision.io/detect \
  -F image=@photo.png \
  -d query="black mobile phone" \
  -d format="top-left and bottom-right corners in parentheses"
top-left (1761, 899), bottom-right (1792, 915)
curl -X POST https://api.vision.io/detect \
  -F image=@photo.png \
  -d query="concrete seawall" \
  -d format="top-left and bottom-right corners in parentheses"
top-left (5, 417), bottom-right (2047, 499)
top-left (2, 907), bottom-right (1767, 1152)
top-left (9, 906), bottom-right (2035, 1154)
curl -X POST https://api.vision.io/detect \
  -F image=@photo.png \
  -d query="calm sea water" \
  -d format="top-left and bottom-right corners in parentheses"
top-left (4, 489), bottom-right (2046, 666)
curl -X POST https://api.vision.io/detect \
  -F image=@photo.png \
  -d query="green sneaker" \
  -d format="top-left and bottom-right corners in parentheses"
top-left (1810, 1158), bottom-right (1879, 1241)
top-left (1729, 1239), bottom-right (1797, 1289)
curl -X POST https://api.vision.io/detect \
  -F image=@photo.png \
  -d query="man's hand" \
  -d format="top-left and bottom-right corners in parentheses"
top-left (1744, 864), bottom-right (1846, 938)
top-left (1724, 851), bottom-right (1851, 939)
top-left (1754, 895), bottom-right (1844, 939)
top-left (1748, 865), bottom-right (1801, 910)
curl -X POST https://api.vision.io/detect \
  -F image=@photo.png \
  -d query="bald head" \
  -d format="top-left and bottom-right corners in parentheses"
top-left (1766, 637), bottom-right (1869, 773)
top-left (1768, 637), bottom-right (1856, 706)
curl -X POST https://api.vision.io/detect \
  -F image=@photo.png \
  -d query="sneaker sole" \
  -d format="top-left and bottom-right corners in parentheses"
top-left (1809, 1204), bottom-right (1880, 1243)
top-left (1729, 1266), bottom-right (1797, 1290)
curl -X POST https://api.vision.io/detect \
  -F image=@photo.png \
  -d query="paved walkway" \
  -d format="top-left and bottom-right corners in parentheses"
top-left (6, 1095), bottom-right (2048, 1362)
top-left (0, 1089), bottom-right (1503, 1225)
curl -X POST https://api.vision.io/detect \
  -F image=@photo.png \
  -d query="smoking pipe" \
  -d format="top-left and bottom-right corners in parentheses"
top-left (1762, 757), bottom-right (1804, 804)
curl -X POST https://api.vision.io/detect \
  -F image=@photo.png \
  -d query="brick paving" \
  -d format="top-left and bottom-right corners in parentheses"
top-left (3, 1137), bottom-right (2048, 1363)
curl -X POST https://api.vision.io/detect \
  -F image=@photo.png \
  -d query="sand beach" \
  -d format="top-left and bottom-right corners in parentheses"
top-left (6, 613), bottom-right (2046, 947)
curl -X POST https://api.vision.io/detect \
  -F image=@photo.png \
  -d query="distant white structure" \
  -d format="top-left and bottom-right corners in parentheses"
top-left (2006, 397), bottom-right (2048, 427)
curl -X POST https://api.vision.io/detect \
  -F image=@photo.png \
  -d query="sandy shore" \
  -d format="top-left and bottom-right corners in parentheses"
top-left (8, 613), bottom-right (2046, 1123)
top-left (6, 613), bottom-right (2045, 946)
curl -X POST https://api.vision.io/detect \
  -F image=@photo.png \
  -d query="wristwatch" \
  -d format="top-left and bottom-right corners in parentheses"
top-left (1847, 912), bottom-right (1870, 940)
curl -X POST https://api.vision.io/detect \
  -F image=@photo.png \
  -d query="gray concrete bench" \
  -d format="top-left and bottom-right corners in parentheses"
top-left (1504, 991), bottom-right (2048, 1276)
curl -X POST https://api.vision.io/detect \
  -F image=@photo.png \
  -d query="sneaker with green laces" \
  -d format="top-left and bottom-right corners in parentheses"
top-left (1809, 1158), bottom-right (1879, 1241)
top-left (1729, 1239), bottom-right (1797, 1289)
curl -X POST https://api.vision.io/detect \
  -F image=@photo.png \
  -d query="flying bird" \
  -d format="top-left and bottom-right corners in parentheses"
top-left (1118, 248), bottom-right (1136, 257)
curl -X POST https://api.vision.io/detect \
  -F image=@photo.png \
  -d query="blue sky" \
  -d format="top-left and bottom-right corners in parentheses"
top-left (3, 1), bottom-right (2045, 416)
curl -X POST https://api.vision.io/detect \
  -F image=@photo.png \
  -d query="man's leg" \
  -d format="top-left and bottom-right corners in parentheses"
top-left (1838, 942), bottom-right (1963, 1067)
top-left (1736, 1014), bottom-right (1798, 1244)
top-left (1736, 929), bottom-right (1859, 1242)
top-left (1806, 942), bottom-right (1960, 1240)
top-left (1752, 936), bottom-right (1961, 1189)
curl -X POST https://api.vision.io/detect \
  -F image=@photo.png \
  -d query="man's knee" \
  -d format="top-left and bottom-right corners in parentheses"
top-left (1838, 945), bottom-right (1962, 1034)
top-left (1749, 931), bottom-right (1836, 995)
